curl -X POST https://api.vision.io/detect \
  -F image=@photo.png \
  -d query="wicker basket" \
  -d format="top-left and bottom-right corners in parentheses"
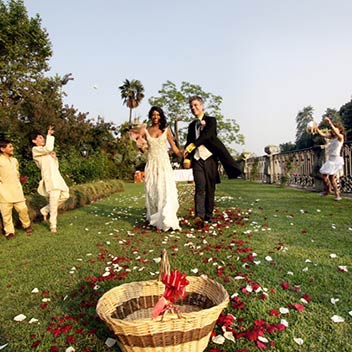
top-left (96, 249), bottom-right (229, 352)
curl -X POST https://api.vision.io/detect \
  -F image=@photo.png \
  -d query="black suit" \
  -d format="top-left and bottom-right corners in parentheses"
top-left (185, 115), bottom-right (240, 221)
top-left (185, 115), bottom-right (241, 179)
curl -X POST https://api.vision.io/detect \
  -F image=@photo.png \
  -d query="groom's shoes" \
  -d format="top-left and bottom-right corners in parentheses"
top-left (194, 216), bottom-right (204, 229)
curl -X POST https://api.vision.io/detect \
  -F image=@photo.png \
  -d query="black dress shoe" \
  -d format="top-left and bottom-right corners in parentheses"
top-left (194, 216), bottom-right (204, 228)
top-left (6, 233), bottom-right (15, 240)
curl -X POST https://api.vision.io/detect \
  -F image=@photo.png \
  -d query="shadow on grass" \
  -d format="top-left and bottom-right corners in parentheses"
top-left (54, 275), bottom-right (125, 352)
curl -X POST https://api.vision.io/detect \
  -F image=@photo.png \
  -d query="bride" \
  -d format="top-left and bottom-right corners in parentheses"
top-left (132, 106), bottom-right (182, 231)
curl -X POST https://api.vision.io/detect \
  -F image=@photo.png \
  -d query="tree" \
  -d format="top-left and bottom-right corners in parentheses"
top-left (119, 79), bottom-right (145, 126)
top-left (279, 142), bottom-right (296, 153)
top-left (149, 81), bottom-right (244, 151)
top-left (295, 106), bottom-right (315, 149)
top-left (0, 0), bottom-right (52, 108)
top-left (339, 98), bottom-right (352, 141)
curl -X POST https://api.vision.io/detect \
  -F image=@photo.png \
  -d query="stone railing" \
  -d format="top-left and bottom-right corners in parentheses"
top-left (244, 141), bottom-right (352, 193)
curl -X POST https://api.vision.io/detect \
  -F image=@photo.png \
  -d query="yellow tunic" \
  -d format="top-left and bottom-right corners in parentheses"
top-left (0, 154), bottom-right (26, 203)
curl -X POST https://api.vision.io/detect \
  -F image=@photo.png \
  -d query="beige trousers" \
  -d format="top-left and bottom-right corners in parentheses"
top-left (0, 201), bottom-right (31, 235)
top-left (40, 190), bottom-right (69, 229)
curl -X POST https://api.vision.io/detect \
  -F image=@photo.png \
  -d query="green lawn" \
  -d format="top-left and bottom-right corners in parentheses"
top-left (0, 180), bottom-right (351, 352)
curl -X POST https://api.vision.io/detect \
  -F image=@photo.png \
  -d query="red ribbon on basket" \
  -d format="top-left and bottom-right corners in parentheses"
top-left (152, 269), bottom-right (189, 319)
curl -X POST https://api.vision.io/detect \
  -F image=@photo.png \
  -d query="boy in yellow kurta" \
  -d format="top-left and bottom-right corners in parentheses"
top-left (32, 126), bottom-right (69, 233)
top-left (0, 140), bottom-right (32, 240)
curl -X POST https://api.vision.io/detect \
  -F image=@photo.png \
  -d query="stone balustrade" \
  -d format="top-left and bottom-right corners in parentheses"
top-left (244, 141), bottom-right (352, 193)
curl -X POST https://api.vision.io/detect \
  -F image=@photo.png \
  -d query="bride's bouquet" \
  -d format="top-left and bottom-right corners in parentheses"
top-left (128, 123), bottom-right (148, 152)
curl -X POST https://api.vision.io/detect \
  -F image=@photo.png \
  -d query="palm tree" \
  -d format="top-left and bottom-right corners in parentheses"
top-left (119, 79), bottom-right (145, 126)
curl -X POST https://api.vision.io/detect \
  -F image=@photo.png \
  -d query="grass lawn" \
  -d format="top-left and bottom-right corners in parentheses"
top-left (0, 179), bottom-right (351, 352)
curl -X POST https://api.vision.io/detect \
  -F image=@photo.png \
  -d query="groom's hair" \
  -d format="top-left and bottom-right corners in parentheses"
top-left (188, 95), bottom-right (204, 105)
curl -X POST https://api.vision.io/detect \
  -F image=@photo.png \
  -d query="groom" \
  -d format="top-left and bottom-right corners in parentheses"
top-left (183, 95), bottom-right (240, 228)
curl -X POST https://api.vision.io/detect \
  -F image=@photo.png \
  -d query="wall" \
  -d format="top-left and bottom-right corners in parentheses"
top-left (244, 142), bottom-right (352, 193)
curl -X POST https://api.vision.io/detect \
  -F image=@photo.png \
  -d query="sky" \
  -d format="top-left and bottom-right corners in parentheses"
top-left (24, 0), bottom-right (352, 155)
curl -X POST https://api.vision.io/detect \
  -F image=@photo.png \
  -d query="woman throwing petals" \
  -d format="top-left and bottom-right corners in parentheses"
top-left (131, 106), bottom-right (182, 231)
top-left (314, 117), bottom-right (345, 201)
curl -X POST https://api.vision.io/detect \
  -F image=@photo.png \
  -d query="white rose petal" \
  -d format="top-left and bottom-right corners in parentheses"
top-left (287, 271), bottom-right (294, 276)
top-left (300, 298), bottom-right (309, 304)
top-left (330, 298), bottom-right (339, 305)
top-left (329, 253), bottom-right (337, 258)
top-left (66, 347), bottom-right (75, 352)
top-left (331, 315), bottom-right (345, 323)
top-left (280, 319), bottom-right (289, 327)
top-left (338, 266), bottom-right (348, 272)
top-left (224, 331), bottom-right (236, 343)
top-left (0, 344), bottom-right (8, 350)
top-left (31, 288), bottom-right (39, 294)
top-left (29, 318), bottom-right (39, 324)
top-left (14, 314), bottom-right (26, 322)
top-left (279, 307), bottom-right (289, 314)
top-left (153, 257), bottom-right (161, 263)
top-left (258, 336), bottom-right (269, 343)
top-left (348, 311), bottom-right (352, 317)
top-left (105, 337), bottom-right (116, 347)
top-left (294, 337), bottom-right (304, 345)
top-left (265, 256), bottom-right (273, 262)
top-left (42, 298), bottom-right (51, 302)
top-left (302, 267), bottom-right (309, 272)
top-left (234, 276), bottom-right (245, 280)
top-left (190, 268), bottom-right (198, 274)
top-left (212, 334), bottom-right (225, 344)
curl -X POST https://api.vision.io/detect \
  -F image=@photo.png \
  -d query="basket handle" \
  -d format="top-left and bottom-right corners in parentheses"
top-left (158, 248), bottom-right (170, 281)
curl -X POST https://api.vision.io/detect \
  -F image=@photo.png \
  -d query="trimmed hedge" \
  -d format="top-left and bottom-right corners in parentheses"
top-left (1, 179), bottom-right (124, 233)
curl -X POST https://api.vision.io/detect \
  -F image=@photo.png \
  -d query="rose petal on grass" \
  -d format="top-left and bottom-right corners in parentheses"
top-left (329, 253), bottom-right (337, 258)
top-left (0, 344), bottom-right (8, 350)
top-left (28, 318), bottom-right (39, 324)
top-left (258, 336), bottom-right (269, 343)
top-left (294, 303), bottom-right (305, 312)
top-left (279, 307), bottom-right (289, 314)
top-left (105, 337), bottom-right (116, 347)
top-left (294, 337), bottom-right (304, 345)
top-left (223, 331), bottom-right (236, 343)
top-left (338, 266), bottom-right (348, 272)
top-left (190, 268), bottom-right (198, 274)
top-left (330, 298), bottom-right (339, 305)
top-left (31, 288), bottom-right (39, 294)
top-left (331, 315), bottom-right (345, 323)
top-left (212, 334), bottom-right (225, 344)
top-left (14, 314), bottom-right (26, 322)
top-left (349, 311), bottom-right (352, 317)
top-left (265, 256), bottom-right (273, 262)
top-left (65, 347), bottom-right (75, 352)
top-left (280, 319), bottom-right (289, 327)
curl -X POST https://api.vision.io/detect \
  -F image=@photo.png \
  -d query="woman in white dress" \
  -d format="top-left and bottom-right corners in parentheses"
top-left (315, 117), bottom-right (345, 200)
top-left (135, 106), bottom-right (182, 231)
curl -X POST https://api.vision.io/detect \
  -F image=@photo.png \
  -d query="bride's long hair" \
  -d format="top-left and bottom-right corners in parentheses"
top-left (148, 106), bottom-right (167, 131)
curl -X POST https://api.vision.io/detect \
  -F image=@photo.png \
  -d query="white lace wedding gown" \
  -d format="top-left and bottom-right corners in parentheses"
top-left (144, 128), bottom-right (180, 231)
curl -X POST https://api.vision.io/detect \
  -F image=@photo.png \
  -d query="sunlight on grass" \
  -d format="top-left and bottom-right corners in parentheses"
top-left (0, 180), bottom-right (351, 352)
